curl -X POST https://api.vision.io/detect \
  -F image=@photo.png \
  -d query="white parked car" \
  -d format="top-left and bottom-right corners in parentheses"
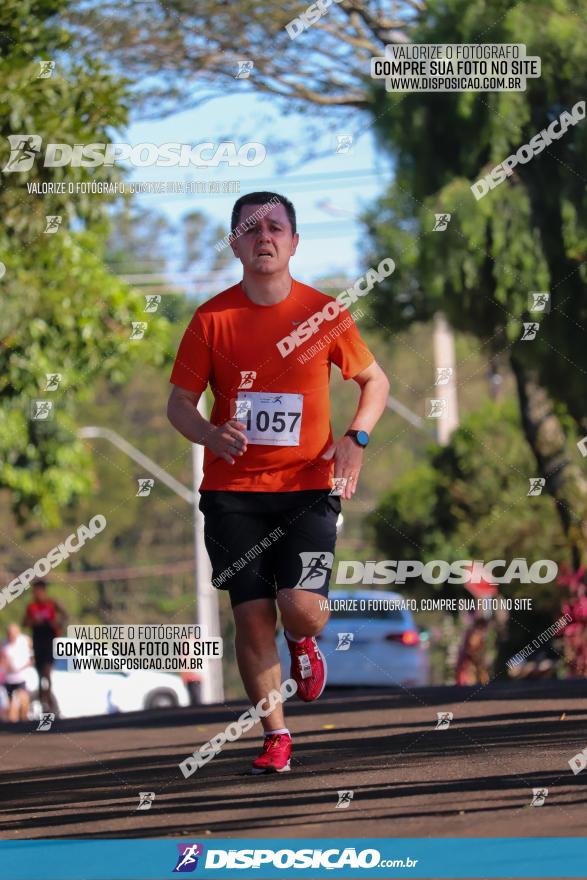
top-left (280, 590), bottom-right (430, 688)
top-left (23, 658), bottom-right (190, 719)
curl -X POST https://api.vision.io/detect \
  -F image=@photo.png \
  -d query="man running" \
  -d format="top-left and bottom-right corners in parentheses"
top-left (167, 192), bottom-right (389, 773)
top-left (22, 579), bottom-right (66, 714)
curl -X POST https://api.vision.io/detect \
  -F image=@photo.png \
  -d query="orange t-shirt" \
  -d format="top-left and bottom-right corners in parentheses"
top-left (169, 280), bottom-right (374, 492)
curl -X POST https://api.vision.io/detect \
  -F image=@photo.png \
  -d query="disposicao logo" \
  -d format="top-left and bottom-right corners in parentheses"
top-left (2, 136), bottom-right (266, 172)
top-left (173, 843), bottom-right (204, 872)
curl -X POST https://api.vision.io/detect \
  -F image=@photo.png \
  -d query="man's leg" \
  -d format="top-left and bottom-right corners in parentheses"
top-left (272, 493), bottom-right (340, 703)
top-left (17, 687), bottom-right (30, 721)
top-left (199, 493), bottom-right (286, 728)
top-left (234, 596), bottom-right (294, 774)
top-left (233, 597), bottom-right (286, 732)
top-left (39, 663), bottom-right (58, 714)
top-left (8, 690), bottom-right (18, 723)
top-left (277, 588), bottom-right (331, 703)
top-left (277, 588), bottom-right (330, 640)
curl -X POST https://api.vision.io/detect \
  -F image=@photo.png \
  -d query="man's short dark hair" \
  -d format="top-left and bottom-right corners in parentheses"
top-left (231, 191), bottom-right (296, 236)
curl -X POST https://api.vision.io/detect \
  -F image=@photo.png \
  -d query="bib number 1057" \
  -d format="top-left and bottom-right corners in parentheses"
top-left (235, 392), bottom-right (303, 446)
top-left (244, 409), bottom-right (301, 434)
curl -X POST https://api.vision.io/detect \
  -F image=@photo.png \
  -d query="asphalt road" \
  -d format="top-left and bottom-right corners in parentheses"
top-left (1, 679), bottom-right (586, 865)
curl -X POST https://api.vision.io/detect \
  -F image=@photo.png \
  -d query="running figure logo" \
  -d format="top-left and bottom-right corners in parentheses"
top-left (529, 292), bottom-right (550, 313)
top-left (427, 398), bottom-right (447, 419)
top-left (530, 788), bottom-right (548, 806)
top-left (130, 322), bottom-right (148, 340)
top-left (238, 370), bottom-right (256, 389)
top-left (434, 367), bottom-right (453, 386)
top-left (233, 398), bottom-right (251, 421)
top-left (435, 711), bottom-right (453, 730)
top-left (235, 60), bottom-right (254, 79)
top-left (527, 478), bottom-right (545, 496)
top-left (137, 478), bottom-right (155, 497)
top-left (44, 215), bottom-right (62, 234)
top-left (295, 552), bottom-right (334, 590)
top-left (433, 213), bottom-right (451, 231)
top-left (330, 477), bottom-right (348, 497)
top-left (31, 400), bottom-right (53, 420)
top-left (45, 373), bottom-right (62, 391)
top-left (336, 790), bottom-right (354, 808)
top-left (37, 60), bottom-right (56, 78)
top-left (335, 134), bottom-right (353, 155)
top-left (173, 843), bottom-right (204, 873)
top-left (336, 633), bottom-right (354, 651)
top-left (144, 294), bottom-right (161, 313)
top-left (2, 134), bottom-right (42, 172)
top-left (36, 713), bottom-right (55, 731)
top-left (521, 322), bottom-right (539, 341)
top-left (137, 791), bottom-right (155, 811)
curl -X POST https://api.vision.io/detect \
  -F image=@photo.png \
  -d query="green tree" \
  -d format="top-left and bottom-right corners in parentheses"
top-left (370, 399), bottom-right (569, 664)
top-left (0, 0), bottom-right (170, 526)
top-left (364, 0), bottom-right (587, 563)
top-left (65, 0), bottom-right (415, 113)
top-left (372, 399), bottom-right (566, 583)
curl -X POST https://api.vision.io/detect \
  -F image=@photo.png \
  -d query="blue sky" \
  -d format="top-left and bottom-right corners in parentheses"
top-left (125, 89), bottom-right (393, 287)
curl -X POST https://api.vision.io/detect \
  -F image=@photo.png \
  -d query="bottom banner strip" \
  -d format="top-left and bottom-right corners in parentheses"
top-left (0, 837), bottom-right (585, 879)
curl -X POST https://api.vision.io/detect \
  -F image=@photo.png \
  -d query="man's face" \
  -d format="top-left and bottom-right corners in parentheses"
top-left (33, 585), bottom-right (46, 602)
top-left (230, 203), bottom-right (299, 275)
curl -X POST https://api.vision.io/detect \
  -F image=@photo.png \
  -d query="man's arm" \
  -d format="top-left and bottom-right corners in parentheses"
top-left (167, 385), bottom-right (248, 466)
top-left (348, 360), bottom-right (390, 433)
top-left (323, 360), bottom-right (390, 500)
top-left (167, 386), bottom-right (212, 446)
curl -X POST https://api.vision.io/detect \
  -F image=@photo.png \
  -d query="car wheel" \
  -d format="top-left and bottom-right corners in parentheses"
top-left (145, 689), bottom-right (179, 710)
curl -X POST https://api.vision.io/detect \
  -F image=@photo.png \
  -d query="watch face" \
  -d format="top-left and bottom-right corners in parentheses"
top-left (357, 430), bottom-right (369, 447)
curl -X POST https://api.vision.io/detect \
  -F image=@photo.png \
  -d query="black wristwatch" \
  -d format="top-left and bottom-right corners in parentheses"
top-left (345, 429), bottom-right (369, 448)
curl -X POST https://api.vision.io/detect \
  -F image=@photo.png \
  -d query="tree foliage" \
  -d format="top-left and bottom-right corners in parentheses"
top-left (370, 398), bottom-right (567, 616)
top-left (0, 0), bottom-right (170, 526)
top-left (365, 0), bottom-right (587, 422)
top-left (65, 0), bottom-right (420, 116)
top-left (362, 0), bottom-right (587, 560)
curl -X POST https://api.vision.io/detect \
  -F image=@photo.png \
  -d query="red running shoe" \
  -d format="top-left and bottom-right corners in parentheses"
top-left (285, 634), bottom-right (327, 702)
top-left (251, 733), bottom-right (292, 774)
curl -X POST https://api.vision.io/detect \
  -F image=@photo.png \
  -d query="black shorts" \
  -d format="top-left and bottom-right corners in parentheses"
top-left (5, 682), bottom-right (27, 698)
top-left (199, 489), bottom-right (341, 608)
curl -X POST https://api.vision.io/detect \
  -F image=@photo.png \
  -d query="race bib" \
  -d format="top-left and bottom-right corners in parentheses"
top-left (235, 391), bottom-right (303, 446)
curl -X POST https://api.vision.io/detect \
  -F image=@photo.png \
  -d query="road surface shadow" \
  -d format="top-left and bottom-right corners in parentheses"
top-left (1, 679), bottom-right (586, 839)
